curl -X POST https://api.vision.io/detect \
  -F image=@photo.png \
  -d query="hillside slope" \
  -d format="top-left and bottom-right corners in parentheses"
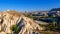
top-left (0, 10), bottom-right (44, 34)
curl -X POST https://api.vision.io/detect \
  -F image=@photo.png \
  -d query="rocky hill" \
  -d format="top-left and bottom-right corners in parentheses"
top-left (0, 10), bottom-right (44, 34)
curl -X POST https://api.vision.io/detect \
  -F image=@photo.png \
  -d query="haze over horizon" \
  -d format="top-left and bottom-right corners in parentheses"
top-left (0, 0), bottom-right (60, 12)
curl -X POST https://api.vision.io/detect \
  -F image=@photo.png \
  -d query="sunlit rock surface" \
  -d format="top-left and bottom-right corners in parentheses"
top-left (0, 10), bottom-right (44, 34)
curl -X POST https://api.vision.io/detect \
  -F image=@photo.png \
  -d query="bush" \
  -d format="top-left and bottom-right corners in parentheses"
top-left (10, 25), bottom-right (19, 33)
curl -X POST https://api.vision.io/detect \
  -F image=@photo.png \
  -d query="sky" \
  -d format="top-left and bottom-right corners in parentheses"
top-left (0, 0), bottom-right (60, 12)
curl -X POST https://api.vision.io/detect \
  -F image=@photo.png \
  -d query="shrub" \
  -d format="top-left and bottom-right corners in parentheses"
top-left (10, 25), bottom-right (19, 33)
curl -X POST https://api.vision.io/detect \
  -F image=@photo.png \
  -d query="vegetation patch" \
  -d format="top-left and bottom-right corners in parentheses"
top-left (10, 25), bottom-right (19, 33)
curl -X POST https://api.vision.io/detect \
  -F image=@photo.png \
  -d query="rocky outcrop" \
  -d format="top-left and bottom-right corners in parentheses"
top-left (0, 10), bottom-right (44, 34)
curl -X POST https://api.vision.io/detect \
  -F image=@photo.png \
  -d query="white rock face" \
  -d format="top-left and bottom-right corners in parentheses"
top-left (0, 11), bottom-right (44, 34)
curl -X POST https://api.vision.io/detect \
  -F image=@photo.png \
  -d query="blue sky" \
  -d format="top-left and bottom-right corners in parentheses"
top-left (0, 0), bottom-right (60, 11)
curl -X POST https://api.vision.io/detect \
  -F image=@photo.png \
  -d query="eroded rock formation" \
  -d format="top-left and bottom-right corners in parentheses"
top-left (0, 10), bottom-right (44, 34)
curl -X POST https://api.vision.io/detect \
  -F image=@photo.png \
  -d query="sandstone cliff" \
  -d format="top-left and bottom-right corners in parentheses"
top-left (0, 10), bottom-right (44, 34)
